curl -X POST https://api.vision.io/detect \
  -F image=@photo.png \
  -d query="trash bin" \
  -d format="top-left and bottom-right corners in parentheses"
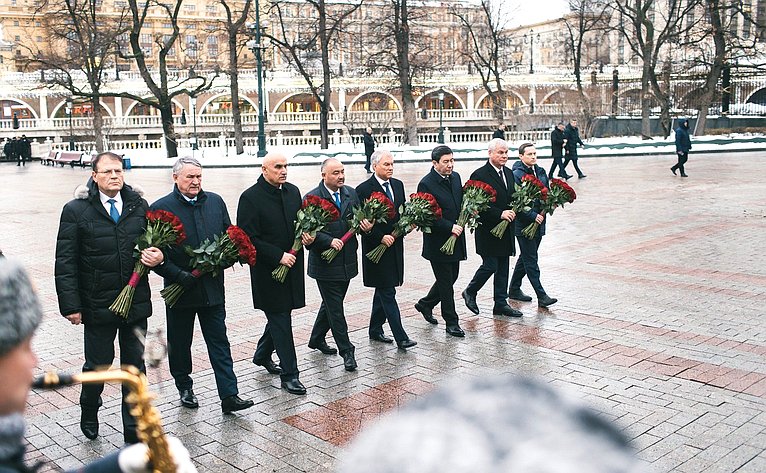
top-left (123, 157), bottom-right (132, 170)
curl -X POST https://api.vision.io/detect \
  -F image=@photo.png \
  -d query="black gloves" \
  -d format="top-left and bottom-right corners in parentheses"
top-left (177, 271), bottom-right (198, 289)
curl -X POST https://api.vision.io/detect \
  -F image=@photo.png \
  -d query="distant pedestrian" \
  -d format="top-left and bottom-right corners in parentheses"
top-left (562, 119), bottom-right (586, 179)
top-left (671, 118), bottom-right (691, 177)
top-left (18, 135), bottom-right (31, 167)
top-left (362, 127), bottom-right (375, 173)
top-left (492, 124), bottom-right (506, 140)
top-left (5, 137), bottom-right (18, 165)
top-left (548, 122), bottom-right (570, 179)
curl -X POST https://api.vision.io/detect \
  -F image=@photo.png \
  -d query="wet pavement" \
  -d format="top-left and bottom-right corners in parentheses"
top-left (2, 151), bottom-right (765, 472)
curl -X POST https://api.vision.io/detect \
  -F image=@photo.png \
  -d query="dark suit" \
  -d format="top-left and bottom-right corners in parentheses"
top-left (465, 162), bottom-right (516, 308)
top-left (356, 176), bottom-right (411, 343)
top-left (362, 132), bottom-right (375, 172)
top-left (549, 127), bottom-right (566, 178)
top-left (416, 168), bottom-right (466, 326)
top-left (562, 123), bottom-right (585, 177)
top-left (151, 187), bottom-right (239, 400)
top-left (237, 175), bottom-right (305, 381)
top-left (509, 160), bottom-right (550, 297)
top-left (305, 183), bottom-right (360, 356)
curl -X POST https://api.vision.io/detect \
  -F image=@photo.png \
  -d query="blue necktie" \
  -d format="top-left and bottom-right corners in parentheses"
top-left (107, 199), bottom-right (119, 223)
top-left (333, 191), bottom-right (341, 208)
top-left (382, 181), bottom-right (394, 202)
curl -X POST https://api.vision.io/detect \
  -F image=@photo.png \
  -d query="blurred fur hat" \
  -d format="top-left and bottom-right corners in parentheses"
top-left (0, 259), bottom-right (43, 356)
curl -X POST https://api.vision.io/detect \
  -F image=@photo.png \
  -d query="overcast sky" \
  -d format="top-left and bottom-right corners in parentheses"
top-left (508, 0), bottom-right (570, 27)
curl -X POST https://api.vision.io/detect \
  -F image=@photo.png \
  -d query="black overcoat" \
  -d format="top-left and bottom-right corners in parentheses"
top-left (416, 168), bottom-right (466, 263)
top-left (551, 128), bottom-right (566, 158)
top-left (470, 162), bottom-right (516, 257)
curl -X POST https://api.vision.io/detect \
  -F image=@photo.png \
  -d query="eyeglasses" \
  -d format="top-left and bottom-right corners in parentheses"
top-left (96, 169), bottom-right (124, 175)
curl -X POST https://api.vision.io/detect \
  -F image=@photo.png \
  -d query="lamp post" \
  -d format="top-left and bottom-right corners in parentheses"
top-left (65, 98), bottom-right (74, 151)
top-left (190, 96), bottom-right (198, 151)
top-left (524, 29), bottom-right (539, 74)
top-left (437, 88), bottom-right (445, 144)
top-left (247, 5), bottom-right (267, 158)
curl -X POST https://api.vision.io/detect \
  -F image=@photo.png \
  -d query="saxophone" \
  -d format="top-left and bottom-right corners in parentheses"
top-left (32, 366), bottom-right (176, 473)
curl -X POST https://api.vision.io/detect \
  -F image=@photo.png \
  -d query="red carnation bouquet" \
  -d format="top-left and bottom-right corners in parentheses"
top-left (366, 192), bottom-right (442, 263)
top-left (159, 225), bottom-right (257, 308)
top-left (440, 180), bottom-right (496, 255)
top-left (109, 210), bottom-right (186, 318)
top-left (321, 191), bottom-right (394, 263)
top-left (272, 194), bottom-right (339, 282)
top-left (491, 174), bottom-right (547, 238)
top-left (521, 178), bottom-right (576, 239)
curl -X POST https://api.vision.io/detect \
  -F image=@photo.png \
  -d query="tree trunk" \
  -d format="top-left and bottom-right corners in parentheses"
top-left (640, 63), bottom-right (653, 139)
top-left (396, 0), bottom-right (418, 146)
top-left (229, 34), bottom-right (244, 155)
top-left (694, 0), bottom-right (726, 136)
top-left (160, 104), bottom-right (178, 158)
top-left (92, 95), bottom-right (105, 153)
top-left (319, 0), bottom-right (331, 149)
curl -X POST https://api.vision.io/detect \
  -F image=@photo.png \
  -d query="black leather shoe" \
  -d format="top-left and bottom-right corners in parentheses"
top-left (308, 340), bottom-right (338, 355)
top-left (509, 289), bottom-right (533, 302)
top-left (370, 333), bottom-right (394, 344)
top-left (281, 378), bottom-right (307, 395)
top-left (397, 339), bottom-right (417, 350)
top-left (493, 305), bottom-right (523, 317)
top-left (80, 410), bottom-right (99, 440)
top-left (670, 167), bottom-right (677, 175)
top-left (446, 325), bottom-right (465, 337)
top-left (221, 395), bottom-right (254, 414)
top-left (538, 295), bottom-right (558, 307)
top-left (461, 290), bottom-right (479, 315)
top-left (179, 389), bottom-right (199, 409)
top-left (253, 357), bottom-right (282, 375)
top-left (342, 351), bottom-right (358, 371)
top-left (415, 302), bottom-right (438, 324)
top-left (578, 174), bottom-right (587, 179)
top-left (680, 173), bottom-right (688, 177)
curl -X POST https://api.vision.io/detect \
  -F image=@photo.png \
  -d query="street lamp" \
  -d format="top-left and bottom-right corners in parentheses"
top-left (437, 88), bottom-right (445, 144)
top-left (524, 29), bottom-right (540, 74)
top-left (246, 6), bottom-right (268, 158)
top-left (65, 98), bottom-right (74, 151)
top-left (189, 96), bottom-right (198, 151)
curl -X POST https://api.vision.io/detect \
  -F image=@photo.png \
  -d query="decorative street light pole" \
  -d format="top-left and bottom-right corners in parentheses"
top-left (524, 29), bottom-right (539, 74)
top-left (246, 4), bottom-right (268, 158)
top-left (437, 88), bottom-right (445, 144)
top-left (65, 98), bottom-right (74, 151)
top-left (190, 95), bottom-right (198, 152)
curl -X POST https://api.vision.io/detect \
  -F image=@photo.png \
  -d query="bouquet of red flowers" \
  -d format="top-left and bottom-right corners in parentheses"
top-left (321, 191), bottom-right (395, 263)
top-left (521, 178), bottom-right (576, 239)
top-left (366, 192), bottom-right (442, 263)
top-left (109, 210), bottom-right (186, 318)
top-left (440, 180), bottom-right (496, 255)
top-left (160, 225), bottom-right (257, 308)
top-left (272, 194), bottom-right (339, 282)
top-left (491, 174), bottom-right (547, 238)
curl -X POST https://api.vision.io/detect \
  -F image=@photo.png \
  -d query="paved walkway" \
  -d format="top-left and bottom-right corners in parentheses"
top-left (1, 151), bottom-right (765, 472)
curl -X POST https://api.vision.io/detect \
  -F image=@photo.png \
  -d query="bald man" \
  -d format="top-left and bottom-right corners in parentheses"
top-left (237, 153), bottom-right (314, 395)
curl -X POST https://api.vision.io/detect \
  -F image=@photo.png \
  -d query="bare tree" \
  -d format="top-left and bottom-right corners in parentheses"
top-left (267, 0), bottom-right (361, 149)
top-left (24, 1), bottom-right (130, 153)
top-left (450, 0), bottom-right (510, 122)
top-left (219, 0), bottom-right (253, 155)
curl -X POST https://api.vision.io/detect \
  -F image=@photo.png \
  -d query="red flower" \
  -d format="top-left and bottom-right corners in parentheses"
top-left (369, 191), bottom-right (396, 219)
top-left (464, 180), bottom-right (497, 202)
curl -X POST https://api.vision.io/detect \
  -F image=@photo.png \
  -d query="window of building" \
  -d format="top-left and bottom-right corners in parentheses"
top-left (13, 21), bottom-right (19, 26)
top-left (206, 4), bottom-right (217, 16)
top-left (207, 35), bottom-right (218, 57)
top-left (185, 3), bottom-right (196, 12)
top-left (140, 33), bottom-right (152, 55)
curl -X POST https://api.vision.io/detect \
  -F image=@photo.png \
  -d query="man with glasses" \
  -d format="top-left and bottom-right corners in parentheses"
top-left (55, 152), bottom-right (164, 444)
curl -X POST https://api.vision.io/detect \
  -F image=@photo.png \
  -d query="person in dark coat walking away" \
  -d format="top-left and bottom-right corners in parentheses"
top-left (671, 118), bottom-right (691, 177)
top-left (151, 157), bottom-right (254, 414)
top-left (509, 144), bottom-right (557, 308)
top-left (462, 138), bottom-right (522, 317)
top-left (305, 158), bottom-right (372, 371)
top-left (54, 152), bottom-right (164, 443)
top-left (492, 124), bottom-right (506, 140)
top-left (356, 149), bottom-right (418, 350)
top-left (362, 127), bottom-right (375, 173)
top-left (17, 135), bottom-right (30, 167)
top-left (5, 138), bottom-right (17, 165)
top-left (562, 119), bottom-right (586, 179)
top-left (238, 152), bottom-right (315, 395)
top-left (415, 145), bottom-right (467, 338)
top-left (548, 122), bottom-right (571, 179)
top-left (0, 259), bottom-right (198, 473)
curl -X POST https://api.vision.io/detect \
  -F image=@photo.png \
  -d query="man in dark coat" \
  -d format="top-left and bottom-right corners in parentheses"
top-left (17, 135), bottom-right (30, 167)
top-left (237, 152), bottom-right (314, 395)
top-left (362, 127), bottom-right (375, 173)
top-left (54, 152), bottom-right (164, 443)
top-left (672, 117), bottom-right (691, 177)
top-left (462, 138), bottom-right (522, 317)
top-left (151, 157), bottom-right (254, 414)
top-left (562, 119), bottom-right (586, 179)
top-left (305, 158), bottom-right (371, 371)
top-left (415, 145), bottom-right (467, 338)
top-left (492, 124), bottom-right (506, 140)
top-left (356, 149), bottom-right (417, 350)
top-left (5, 138), bottom-right (17, 165)
top-left (509, 144), bottom-right (557, 308)
top-left (548, 122), bottom-right (570, 179)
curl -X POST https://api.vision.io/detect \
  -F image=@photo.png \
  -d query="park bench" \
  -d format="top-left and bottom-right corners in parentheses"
top-left (41, 150), bottom-right (58, 166)
top-left (53, 151), bottom-right (83, 168)
top-left (80, 153), bottom-right (94, 168)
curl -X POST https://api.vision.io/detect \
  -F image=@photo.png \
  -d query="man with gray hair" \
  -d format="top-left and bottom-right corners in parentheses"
top-left (151, 157), bottom-right (254, 414)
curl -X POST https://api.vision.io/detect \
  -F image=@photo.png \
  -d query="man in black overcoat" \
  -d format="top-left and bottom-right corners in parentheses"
top-left (362, 127), bottom-right (375, 173)
top-left (461, 138), bottom-right (522, 317)
top-left (548, 122), bottom-right (570, 179)
top-left (305, 158), bottom-right (371, 371)
top-left (415, 145), bottom-right (467, 338)
top-left (562, 119), bottom-right (586, 179)
top-left (356, 150), bottom-right (417, 350)
top-left (237, 152), bottom-right (314, 395)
